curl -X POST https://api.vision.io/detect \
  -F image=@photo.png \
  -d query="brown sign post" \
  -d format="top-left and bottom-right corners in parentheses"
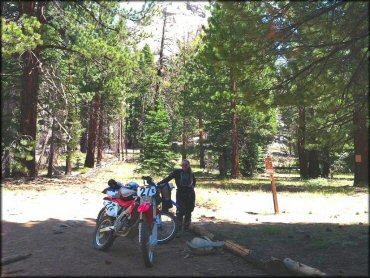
top-left (265, 155), bottom-right (279, 214)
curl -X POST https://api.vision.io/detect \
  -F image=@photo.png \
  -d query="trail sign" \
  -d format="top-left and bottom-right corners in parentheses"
top-left (265, 155), bottom-right (279, 214)
top-left (265, 155), bottom-right (274, 174)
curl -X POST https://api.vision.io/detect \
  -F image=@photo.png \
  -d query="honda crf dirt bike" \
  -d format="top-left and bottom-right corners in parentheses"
top-left (93, 176), bottom-right (177, 267)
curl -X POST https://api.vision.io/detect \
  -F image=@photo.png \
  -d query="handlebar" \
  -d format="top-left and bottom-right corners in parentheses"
top-left (141, 176), bottom-right (154, 185)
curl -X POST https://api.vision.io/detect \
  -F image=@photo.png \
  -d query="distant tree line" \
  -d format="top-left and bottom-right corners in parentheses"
top-left (1, 1), bottom-right (368, 186)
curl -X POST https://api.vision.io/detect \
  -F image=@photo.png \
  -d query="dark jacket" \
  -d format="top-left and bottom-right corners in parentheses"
top-left (158, 169), bottom-right (196, 189)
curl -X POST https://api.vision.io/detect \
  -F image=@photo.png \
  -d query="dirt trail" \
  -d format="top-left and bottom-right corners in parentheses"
top-left (1, 174), bottom-right (369, 276)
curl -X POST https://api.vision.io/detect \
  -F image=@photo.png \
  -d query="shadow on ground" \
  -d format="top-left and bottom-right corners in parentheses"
top-left (1, 218), bottom-right (263, 277)
top-left (199, 219), bottom-right (369, 277)
top-left (2, 218), bottom-right (368, 277)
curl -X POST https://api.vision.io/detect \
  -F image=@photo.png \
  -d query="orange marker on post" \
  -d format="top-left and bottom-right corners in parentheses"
top-left (265, 155), bottom-right (279, 214)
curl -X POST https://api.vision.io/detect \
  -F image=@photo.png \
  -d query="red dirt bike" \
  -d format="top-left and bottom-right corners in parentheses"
top-left (93, 176), bottom-right (177, 267)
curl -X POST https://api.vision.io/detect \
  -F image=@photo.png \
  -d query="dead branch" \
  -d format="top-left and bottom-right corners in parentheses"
top-left (1, 253), bottom-right (32, 266)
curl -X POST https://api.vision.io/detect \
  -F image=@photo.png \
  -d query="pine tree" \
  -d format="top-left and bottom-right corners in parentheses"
top-left (137, 99), bottom-right (176, 176)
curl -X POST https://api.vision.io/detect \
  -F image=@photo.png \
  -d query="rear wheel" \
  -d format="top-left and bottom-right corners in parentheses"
top-left (93, 215), bottom-right (116, 251)
top-left (139, 219), bottom-right (154, 267)
top-left (157, 212), bottom-right (177, 244)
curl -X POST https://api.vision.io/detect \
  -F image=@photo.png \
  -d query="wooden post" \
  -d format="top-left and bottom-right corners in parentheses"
top-left (265, 155), bottom-right (279, 214)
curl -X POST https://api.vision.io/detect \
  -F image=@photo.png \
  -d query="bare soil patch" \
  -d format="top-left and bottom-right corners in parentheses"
top-left (1, 173), bottom-right (369, 276)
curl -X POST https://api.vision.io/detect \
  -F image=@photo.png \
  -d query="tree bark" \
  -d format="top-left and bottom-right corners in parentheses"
top-left (219, 148), bottom-right (228, 177)
top-left (308, 149), bottom-right (320, 179)
top-left (80, 131), bottom-right (88, 153)
top-left (117, 117), bottom-right (122, 161)
top-left (47, 119), bottom-right (56, 178)
top-left (198, 116), bottom-right (206, 168)
top-left (230, 69), bottom-right (240, 178)
top-left (320, 147), bottom-right (330, 178)
top-left (353, 92), bottom-right (369, 186)
top-left (351, 40), bottom-right (369, 186)
top-left (297, 106), bottom-right (308, 178)
top-left (84, 93), bottom-right (101, 168)
top-left (96, 97), bottom-right (104, 165)
top-left (154, 11), bottom-right (167, 110)
top-left (18, 0), bottom-right (48, 177)
top-left (123, 117), bottom-right (128, 161)
top-left (36, 128), bottom-right (52, 174)
top-left (19, 49), bottom-right (39, 177)
top-left (120, 116), bottom-right (126, 161)
top-left (182, 116), bottom-right (187, 160)
top-left (65, 144), bottom-right (72, 175)
top-left (4, 149), bottom-right (11, 178)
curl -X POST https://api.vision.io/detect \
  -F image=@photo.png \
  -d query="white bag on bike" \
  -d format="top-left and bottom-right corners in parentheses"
top-left (103, 200), bottom-right (119, 217)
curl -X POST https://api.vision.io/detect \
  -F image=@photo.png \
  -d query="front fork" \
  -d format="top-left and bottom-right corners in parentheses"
top-left (138, 202), bottom-right (158, 246)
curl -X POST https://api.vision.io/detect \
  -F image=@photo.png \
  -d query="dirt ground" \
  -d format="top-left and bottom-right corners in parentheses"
top-left (1, 172), bottom-right (369, 277)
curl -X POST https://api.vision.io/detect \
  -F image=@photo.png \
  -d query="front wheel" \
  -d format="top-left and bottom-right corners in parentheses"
top-left (157, 212), bottom-right (177, 244)
top-left (139, 219), bottom-right (154, 267)
top-left (96, 207), bottom-right (106, 224)
top-left (93, 215), bottom-right (116, 251)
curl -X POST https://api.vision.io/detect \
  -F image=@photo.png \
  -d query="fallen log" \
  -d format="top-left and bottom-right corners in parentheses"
top-left (190, 224), bottom-right (259, 266)
top-left (224, 240), bottom-right (250, 257)
top-left (1, 253), bottom-right (32, 266)
top-left (283, 257), bottom-right (326, 276)
top-left (189, 223), bottom-right (326, 276)
top-left (190, 224), bottom-right (251, 257)
top-left (189, 224), bottom-right (216, 240)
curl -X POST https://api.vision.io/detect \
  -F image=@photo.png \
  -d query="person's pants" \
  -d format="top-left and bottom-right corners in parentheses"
top-left (176, 187), bottom-right (195, 230)
top-left (176, 210), bottom-right (192, 230)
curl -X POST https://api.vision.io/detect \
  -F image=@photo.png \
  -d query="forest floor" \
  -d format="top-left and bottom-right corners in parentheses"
top-left (1, 160), bottom-right (369, 277)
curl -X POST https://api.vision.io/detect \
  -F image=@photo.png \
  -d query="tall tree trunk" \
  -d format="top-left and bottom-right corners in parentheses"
top-left (351, 40), bottom-right (369, 186)
top-left (353, 91), bottom-right (369, 186)
top-left (198, 116), bottom-right (206, 168)
top-left (96, 98), bottom-right (104, 165)
top-left (65, 144), bottom-right (72, 175)
top-left (297, 106), bottom-right (308, 178)
top-left (4, 149), bottom-right (11, 178)
top-left (84, 93), bottom-right (101, 168)
top-left (219, 148), bottom-right (228, 177)
top-left (47, 119), bottom-right (56, 178)
top-left (308, 150), bottom-right (320, 179)
top-left (36, 128), bottom-right (52, 174)
top-left (18, 0), bottom-right (48, 177)
top-left (182, 116), bottom-right (187, 160)
top-left (230, 70), bottom-right (240, 178)
top-left (154, 11), bottom-right (167, 110)
top-left (80, 131), bottom-right (88, 153)
top-left (106, 118), bottom-right (111, 150)
top-left (120, 116), bottom-right (125, 161)
top-left (125, 117), bottom-right (129, 161)
top-left (320, 147), bottom-right (330, 178)
top-left (19, 49), bottom-right (39, 177)
top-left (117, 117), bottom-right (122, 161)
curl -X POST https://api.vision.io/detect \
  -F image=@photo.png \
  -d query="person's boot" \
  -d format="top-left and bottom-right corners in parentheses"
top-left (176, 213), bottom-right (184, 236)
top-left (184, 215), bottom-right (191, 233)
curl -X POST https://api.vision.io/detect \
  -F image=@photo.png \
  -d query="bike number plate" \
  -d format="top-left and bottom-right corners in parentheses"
top-left (137, 186), bottom-right (156, 197)
top-left (103, 200), bottom-right (119, 217)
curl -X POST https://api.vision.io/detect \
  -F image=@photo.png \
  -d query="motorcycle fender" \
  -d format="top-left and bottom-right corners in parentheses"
top-left (138, 203), bottom-right (151, 213)
top-left (139, 207), bottom-right (153, 225)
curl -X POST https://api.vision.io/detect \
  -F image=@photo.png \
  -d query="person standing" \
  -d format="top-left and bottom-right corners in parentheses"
top-left (158, 159), bottom-right (196, 231)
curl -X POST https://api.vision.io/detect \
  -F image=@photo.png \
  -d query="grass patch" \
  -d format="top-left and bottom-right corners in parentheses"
top-left (79, 167), bottom-right (90, 174)
top-left (196, 194), bottom-right (220, 210)
top-left (193, 170), bottom-right (366, 195)
top-left (308, 238), bottom-right (331, 250)
top-left (262, 226), bottom-right (283, 236)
